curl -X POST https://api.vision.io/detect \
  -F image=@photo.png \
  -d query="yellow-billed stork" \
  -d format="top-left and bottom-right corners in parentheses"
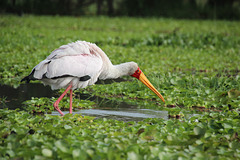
top-left (21, 41), bottom-right (165, 116)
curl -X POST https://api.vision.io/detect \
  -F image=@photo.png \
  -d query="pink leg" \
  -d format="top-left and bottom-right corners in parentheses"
top-left (69, 89), bottom-right (73, 114)
top-left (53, 84), bottom-right (72, 116)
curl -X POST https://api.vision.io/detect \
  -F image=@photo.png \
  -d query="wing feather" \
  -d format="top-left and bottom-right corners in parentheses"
top-left (45, 54), bottom-right (102, 79)
top-left (33, 59), bottom-right (51, 79)
top-left (28, 41), bottom-right (105, 90)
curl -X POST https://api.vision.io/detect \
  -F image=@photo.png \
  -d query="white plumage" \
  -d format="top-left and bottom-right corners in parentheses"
top-left (22, 40), bottom-right (165, 116)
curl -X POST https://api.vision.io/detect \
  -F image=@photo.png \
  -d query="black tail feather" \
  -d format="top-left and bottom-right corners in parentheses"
top-left (21, 69), bottom-right (37, 83)
top-left (21, 76), bottom-right (30, 83)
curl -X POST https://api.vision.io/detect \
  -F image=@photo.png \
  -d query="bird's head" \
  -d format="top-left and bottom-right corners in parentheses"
top-left (131, 66), bottom-right (165, 103)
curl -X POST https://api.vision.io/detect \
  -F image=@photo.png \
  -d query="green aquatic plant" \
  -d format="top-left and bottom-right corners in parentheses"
top-left (0, 15), bottom-right (240, 159)
top-left (0, 109), bottom-right (239, 159)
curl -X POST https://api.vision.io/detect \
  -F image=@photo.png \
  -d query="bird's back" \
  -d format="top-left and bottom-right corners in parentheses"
top-left (47, 41), bottom-right (96, 59)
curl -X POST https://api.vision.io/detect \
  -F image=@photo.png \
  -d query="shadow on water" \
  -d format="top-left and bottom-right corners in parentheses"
top-left (0, 81), bottom-right (170, 121)
top-left (0, 83), bottom-right (56, 110)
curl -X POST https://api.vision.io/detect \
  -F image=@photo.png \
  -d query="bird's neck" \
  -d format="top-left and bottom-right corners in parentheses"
top-left (113, 63), bottom-right (132, 78)
top-left (89, 43), bottom-right (137, 80)
top-left (100, 62), bottom-right (132, 80)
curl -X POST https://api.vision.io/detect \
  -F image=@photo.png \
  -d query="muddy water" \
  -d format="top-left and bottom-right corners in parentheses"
top-left (1, 82), bottom-right (169, 121)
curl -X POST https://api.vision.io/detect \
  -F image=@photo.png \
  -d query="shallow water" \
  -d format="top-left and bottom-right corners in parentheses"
top-left (1, 83), bottom-right (170, 121)
top-left (52, 109), bottom-right (169, 121)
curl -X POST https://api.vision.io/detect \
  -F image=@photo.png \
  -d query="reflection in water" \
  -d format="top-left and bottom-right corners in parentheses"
top-left (1, 83), bottom-right (169, 121)
top-left (0, 83), bottom-right (56, 109)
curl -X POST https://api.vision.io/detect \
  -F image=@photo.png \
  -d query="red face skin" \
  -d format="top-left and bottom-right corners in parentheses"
top-left (131, 67), bottom-right (142, 79)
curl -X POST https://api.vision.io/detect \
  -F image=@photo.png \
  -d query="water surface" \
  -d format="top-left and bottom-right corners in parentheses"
top-left (1, 83), bottom-right (170, 121)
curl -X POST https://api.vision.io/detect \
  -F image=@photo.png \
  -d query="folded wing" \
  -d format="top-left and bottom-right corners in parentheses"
top-left (28, 41), bottom-right (103, 89)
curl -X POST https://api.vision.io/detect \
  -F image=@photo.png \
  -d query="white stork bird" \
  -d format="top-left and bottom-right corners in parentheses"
top-left (22, 41), bottom-right (165, 116)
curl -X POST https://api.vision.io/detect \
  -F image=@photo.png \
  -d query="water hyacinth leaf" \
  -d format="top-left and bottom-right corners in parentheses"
top-left (127, 151), bottom-right (139, 160)
top-left (6, 150), bottom-right (15, 157)
top-left (55, 140), bottom-right (69, 153)
top-left (222, 123), bottom-right (232, 129)
top-left (1, 16), bottom-right (240, 159)
top-left (193, 127), bottom-right (205, 136)
top-left (86, 149), bottom-right (94, 157)
top-left (229, 141), bottom-right (240, 150)
top-left (64, 125), bottom-right (72, 130)
top-left (42, 148), bottom-right (53, 157)
top-left (72, 149), bottom-right (81, 158)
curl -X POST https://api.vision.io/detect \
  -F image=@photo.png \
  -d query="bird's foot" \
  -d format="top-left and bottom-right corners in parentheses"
top-left (53, 102), bottom-right (64, 116)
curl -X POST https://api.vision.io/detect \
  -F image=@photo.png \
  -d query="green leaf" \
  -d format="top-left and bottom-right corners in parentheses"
top-left (222, 123), bottom-right (232, 129)
top-left (64, 125), bottom-right (72, 130)
top-left (193, 127), bottom-right (205, 136)
top-left (42, 148), bottom-right (52, 157)
top-left (229, 141), bottom-right (240, 150)
top-left (127, 151), bottom-right (139, 160)
top-left (72, 149), bottom-right (80, 158)
top-left (55, 140), bottom-right (68, 153)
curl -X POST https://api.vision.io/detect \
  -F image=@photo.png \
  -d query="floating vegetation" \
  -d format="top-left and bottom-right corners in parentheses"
top-left (0, 15), bottom-right (240, 159)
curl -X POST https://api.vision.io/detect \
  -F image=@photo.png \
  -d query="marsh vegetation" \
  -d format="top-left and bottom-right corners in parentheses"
top-left (0, 15), bottom-right (240, 159)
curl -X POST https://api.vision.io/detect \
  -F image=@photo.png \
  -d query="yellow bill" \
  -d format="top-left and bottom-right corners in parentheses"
top-left (139, 72), bottom-right (165, 103)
